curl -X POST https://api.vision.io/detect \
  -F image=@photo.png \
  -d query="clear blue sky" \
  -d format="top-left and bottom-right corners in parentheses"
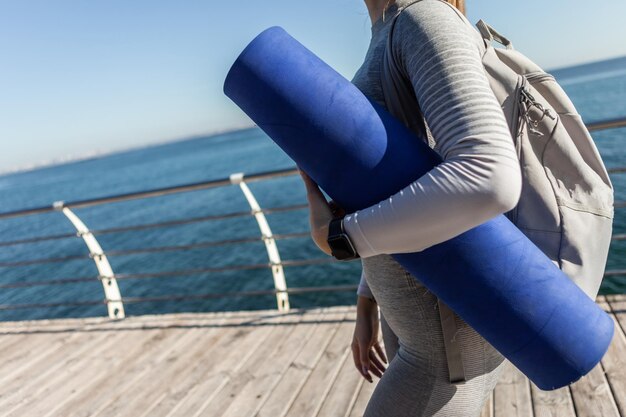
top-left (1, 0), bottom-right (625, 173)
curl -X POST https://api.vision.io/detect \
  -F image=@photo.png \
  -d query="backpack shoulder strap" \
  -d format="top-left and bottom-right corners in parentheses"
top-left (381, 0), bottom-right (484, 146)
top-left (381, 5), bottom-right (428, 140)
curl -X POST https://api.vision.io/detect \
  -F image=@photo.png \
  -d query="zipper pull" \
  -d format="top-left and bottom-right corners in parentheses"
top-left (518, 86), bottom-right (556, 136)
top-left (544, 108), bottom-right (556, 120)
top-left (519, 91), bottom-right (543, 137)
top-left (517, 100), bottom-right (529, 138)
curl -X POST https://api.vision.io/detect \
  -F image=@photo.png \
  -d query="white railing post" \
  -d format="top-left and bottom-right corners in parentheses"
top-left (54, 201), bottom-right (125, 319)
top-left (230, 173), bottom-right (290, 312)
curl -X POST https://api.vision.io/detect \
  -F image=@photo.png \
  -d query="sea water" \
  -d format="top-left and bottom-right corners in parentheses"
top-left (0, 56), bottom-right (625, 321)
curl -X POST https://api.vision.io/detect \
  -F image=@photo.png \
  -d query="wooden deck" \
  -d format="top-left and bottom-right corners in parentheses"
top-left (0, 295), bottom-right (624, 417)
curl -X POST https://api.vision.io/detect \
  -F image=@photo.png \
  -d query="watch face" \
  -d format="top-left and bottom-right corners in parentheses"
top-left (328, 235), bottom-right (357, 260)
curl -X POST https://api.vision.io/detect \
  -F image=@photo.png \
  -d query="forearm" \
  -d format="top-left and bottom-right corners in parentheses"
top-left (344, 152), bottom-right (521, 258)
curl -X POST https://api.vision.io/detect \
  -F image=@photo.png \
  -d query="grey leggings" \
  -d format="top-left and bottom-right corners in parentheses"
top-left (362, 255), bottom-right (507, 417)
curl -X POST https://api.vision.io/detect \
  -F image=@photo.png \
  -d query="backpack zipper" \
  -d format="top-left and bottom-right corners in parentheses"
top-left (517, 78), bottom-right (556, 138)
top-left (510, 76), bottom-right (525, 155)
top-left (507, 73), bottom-right (559, 224)
top-left (505, 76), bottom-right (527, 224)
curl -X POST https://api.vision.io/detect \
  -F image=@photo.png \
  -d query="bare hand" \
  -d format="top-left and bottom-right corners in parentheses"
top-left (351, 296), bottom-right (387, 382)
top-left (298, 167), bottom-right (345, 256)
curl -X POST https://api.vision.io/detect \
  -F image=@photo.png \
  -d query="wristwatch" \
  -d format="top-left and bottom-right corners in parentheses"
top-left (327, 217), bottom-right (360, 260)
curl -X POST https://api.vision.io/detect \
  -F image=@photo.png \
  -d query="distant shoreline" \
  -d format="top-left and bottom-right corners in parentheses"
top-left (547, 54), bottom-right (626, 78)
top-left (0, 125), bottom-right (258, 178)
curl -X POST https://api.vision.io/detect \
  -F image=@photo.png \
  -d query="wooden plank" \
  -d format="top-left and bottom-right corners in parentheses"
top-left (570, 363), bottom-right (620, 417)
top-left (158, 310), bottom-right (294, 417)
top-left (8, 302), bottom-right (626, 417)
top-left (316, 343), bottom-right (363, 417)
top-left (0, 326), bottom-right (105, 404)
top-left (191, 311), bottom-right (313, 416)
top-left (284, 313), bottom-right (355, 417)
top-left (599, 296), bottom-right (626, 417)
top-left (0, 332), bottom-right (77, 378)
top-left (606, 294), bottom-right (626, 335)
top-left (219, 309), bottom-right (326, 417)
top-left (68, 323), bottom-right (214, 417)
top-left (493, 362), bottom-right (533, 417)
top-left (254, 308), bottom-right (348, 417)
top-left (0, 310), bottom-right (245, 333)
top-left (0, 310), bottom-right (235, 386)
top-left (343, 309), bottom-right (385, 417)
top-left (526, 296), bottom-right (626, 417)
top-left (50, 314), bottom-right (225, 417)
top-left (93, 312), bottom-right (256, 417)
top-left (144, 309), bottom-right (315, 417)
top-left (45, 327), bottom-right (203, 417)
top-left (0, 315), bottom-right (113, 332)
top-left (347, 377), bottom-right (378, 417)
top-left (316, 308), bottom-right (367, 417)
top-left (480, 391), bottom-right (494, 417)
top-left (530, 383), bottom-right (577, 417)
top-left (137, 310), bottom-right (290, 417)
top-left (0, 333), bottom-right (27, 353)
top-left (3, 330), bottom-right (122, 417)
top-left (109, 315), bottom-right (247, 417)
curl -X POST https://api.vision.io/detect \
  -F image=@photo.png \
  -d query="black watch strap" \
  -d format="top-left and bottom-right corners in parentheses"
top-left (327, 217), bottom-right (360, 260)
top-left (328, 216), bottom-right (344, 237)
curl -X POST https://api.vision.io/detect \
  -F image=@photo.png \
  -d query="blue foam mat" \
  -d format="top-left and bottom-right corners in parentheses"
top-left (223, 26), bottom-right (614, 390)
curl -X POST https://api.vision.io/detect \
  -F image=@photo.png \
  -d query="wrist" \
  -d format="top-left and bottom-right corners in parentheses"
top-left (357, 294), bottom-right (377, 312)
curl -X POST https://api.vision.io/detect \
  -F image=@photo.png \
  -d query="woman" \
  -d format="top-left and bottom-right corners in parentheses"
top-left (299, 0), bottom-right (522, 415)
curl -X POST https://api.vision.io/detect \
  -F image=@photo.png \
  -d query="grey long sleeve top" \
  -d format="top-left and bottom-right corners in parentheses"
top-left (348, 0), bottom-right (522, 298)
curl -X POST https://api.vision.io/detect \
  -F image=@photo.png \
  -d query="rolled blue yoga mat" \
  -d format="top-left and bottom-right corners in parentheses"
top-left (223, 26), bottom-right (614, 390)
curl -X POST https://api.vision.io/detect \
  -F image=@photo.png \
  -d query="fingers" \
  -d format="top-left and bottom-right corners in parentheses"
top-left (298, 168), bottom-right (313, 187)
top-left (298, 171), bottom-right (331, 212)
top-left (359, 340), bottom-right (373, 383)
top-left (298, 169), bottom-right (342, 216)
top-left (352, 341), bottom-right (388, 383)
top-left (298, 168), bottom-right (341, 225)
top-left (351, 340), bottom-right (372, 383)
top-left (374, 341), bottom-right (388, 364)
top-left (368, 349), bottom-right (386, 378)
top-left (328, 200), bottom-right (346, 218)
top-left (298, 168), bottom-right (322, 194)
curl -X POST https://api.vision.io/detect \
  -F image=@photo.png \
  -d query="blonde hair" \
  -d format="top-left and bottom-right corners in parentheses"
top-left (445, 0), bottom-right (466, 16)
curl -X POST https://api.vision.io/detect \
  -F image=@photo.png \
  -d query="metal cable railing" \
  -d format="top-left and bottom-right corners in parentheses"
top-left (0, 230), bottom-right (312, 267)
top-left (7, 227), bottom-right (626, 270)
top-left (0, 276), bottom-right (99, 289)
top-left (0, 203), bottom-right (309, 248)
top-left (106, 258), bottom-right (339, 282)
top-left (0, 231), bottom-right (78, 248)
top-left (586, 116), bottom-right (626, 132)
top-left (0, 167), bottom-right (299, 220)
top-left (102, 258), bottom-right (335, 281)
top-left (0, 257), bottom-right (342, 290)
top-left (0, 117), bottom-right (625, 319)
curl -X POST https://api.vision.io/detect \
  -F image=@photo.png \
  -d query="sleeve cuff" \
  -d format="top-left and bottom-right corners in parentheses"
top-left (343, 212), bottom-right (378, 259)
top-left (357, 270), bottom-right (375, 300)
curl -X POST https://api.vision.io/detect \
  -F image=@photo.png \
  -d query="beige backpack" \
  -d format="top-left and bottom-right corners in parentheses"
top-left (382, 0), bottom-right (614, 299)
